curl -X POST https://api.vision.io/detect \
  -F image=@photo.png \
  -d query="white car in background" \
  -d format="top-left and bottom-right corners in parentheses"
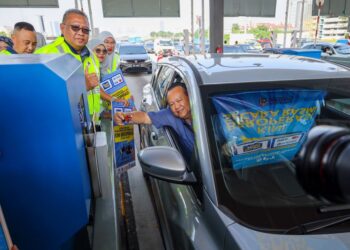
top-left (154, 38), bottom-right (176, 56)
top-left (302, 42), bottom-right (350, 67)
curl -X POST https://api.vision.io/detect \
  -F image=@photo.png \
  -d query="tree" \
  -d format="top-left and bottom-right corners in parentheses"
top-left (194, 29), bottom-right (209, 39)
top-left (231, 24), bottom-right (241, 34)
top-left (0, 31), bottom-right (8, 37)
top-left (150, 31), bottom-right (157, 38)
top-left (174, 32), bottom-right (183, 38)
top-left (248, 25), bottom-right (270, 39)
top-left (224, 34), bottom-right (230, 44)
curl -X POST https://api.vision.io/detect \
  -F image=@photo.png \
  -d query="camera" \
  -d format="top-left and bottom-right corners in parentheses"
top-left (296, 125), bottom-right (350, 203)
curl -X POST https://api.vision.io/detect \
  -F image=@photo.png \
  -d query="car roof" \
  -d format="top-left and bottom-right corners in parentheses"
top-left (302, 42), bottom-right (334, 47)
top-left (119, 43), bottom-right (144, 47)
top-left (165, 53), bottom-right (350, 85)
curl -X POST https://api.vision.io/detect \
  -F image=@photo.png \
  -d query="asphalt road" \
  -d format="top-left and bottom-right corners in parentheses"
top-left (123, 72), bottom-right (164, 250)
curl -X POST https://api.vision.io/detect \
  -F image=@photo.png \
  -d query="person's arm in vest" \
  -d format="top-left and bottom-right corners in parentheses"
top-left (100, 88), bottom-right (129, 106)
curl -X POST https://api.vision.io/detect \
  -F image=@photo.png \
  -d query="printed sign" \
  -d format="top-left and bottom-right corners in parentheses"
top-left (112, 103), bottom-right (135, 173)
top-left (100, 69), bottom-right (133, 108)
top-left (101, 69), bottom-right (136, 172)
top-left (212, 89), bottom-right (326, 169)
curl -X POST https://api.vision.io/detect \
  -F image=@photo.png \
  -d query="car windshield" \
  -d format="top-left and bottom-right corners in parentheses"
top-left (239, 44), bottom-right (255, 51)
top-left (223, 45), bottom-right (244, 53)
top-left (159, 40), bottom-right (173, 46)
top-left (175, 45), bottom-right (183, 51)
top-left (334, 45), bottom-right (350, 54)
top-left (202, 81), bottom-right (350, 233)
top-left (187, 45), bottom-right (201, 53)
top-left (119, 45), bottom-right (147, 55)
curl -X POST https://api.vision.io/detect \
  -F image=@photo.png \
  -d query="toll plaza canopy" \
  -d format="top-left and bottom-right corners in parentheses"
top-left (0, 0), bottom-right (58, 7)
top-left (0, 0), bottom-right (276, 17)
top-left (312, 0), bottom-right (350, 16)
top-left (2, 0), bottom-right (350, 17)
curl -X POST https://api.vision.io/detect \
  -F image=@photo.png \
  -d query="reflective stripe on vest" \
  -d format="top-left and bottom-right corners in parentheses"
top-left (112, 55), bottom-right (119, 71)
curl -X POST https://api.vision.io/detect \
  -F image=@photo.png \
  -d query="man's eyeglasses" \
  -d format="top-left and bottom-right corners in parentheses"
top-left (95, 48), bottom-right (107, 54)
top-left (66, 24), bottom-right (91, 35)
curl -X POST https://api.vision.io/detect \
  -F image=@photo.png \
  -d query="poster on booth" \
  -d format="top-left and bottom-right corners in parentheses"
top-left (211, 89), bottom-right (326, 170)
top-left (100, 69), bottom-right (136, 173)
top-left (100, 69), bottom-right (133, 109)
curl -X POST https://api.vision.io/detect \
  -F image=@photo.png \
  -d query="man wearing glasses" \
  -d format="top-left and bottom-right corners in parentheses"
top-left (36, 9), bottom-right (101, 125)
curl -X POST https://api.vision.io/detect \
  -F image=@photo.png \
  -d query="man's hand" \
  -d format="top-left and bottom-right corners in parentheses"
top-left (112, 98), bottom-right (129, 107)
top-left (113, 111), bottom-right (152, 125)
top-left (114, 112), bottom-right (128, 125)
top-left (84, 66), bottom-right (99, 91)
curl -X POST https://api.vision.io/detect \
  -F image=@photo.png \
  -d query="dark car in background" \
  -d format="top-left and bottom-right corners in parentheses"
top-left (237, 44), bottom-right (261, 53)
top-left (139, 54), bottom-right (350, 249)
top-left (117, 43), bottom-right (152, 74)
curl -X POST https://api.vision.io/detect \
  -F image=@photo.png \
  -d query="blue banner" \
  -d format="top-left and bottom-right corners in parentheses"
top-left (112, 102), bottom-right (135, 173)
top-left (101, 69), bottom-right (136, 172)
top-left (212, 89), bottom-right (326, 169)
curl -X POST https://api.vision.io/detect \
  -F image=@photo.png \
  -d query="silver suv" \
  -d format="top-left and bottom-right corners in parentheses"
top-left (139, 54), bottom-right (350, 250)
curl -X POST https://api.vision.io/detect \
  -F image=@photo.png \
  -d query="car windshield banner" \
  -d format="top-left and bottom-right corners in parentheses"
top-left (211, 89), bottom-right (326, 169)
top-left (101, 69), bottom-right (136, 173)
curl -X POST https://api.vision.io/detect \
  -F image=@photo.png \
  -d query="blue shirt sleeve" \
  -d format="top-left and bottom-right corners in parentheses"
top-left (148, 109), bottom-right (176, 129)
top-left (148, 108), bottom-right (195, 163)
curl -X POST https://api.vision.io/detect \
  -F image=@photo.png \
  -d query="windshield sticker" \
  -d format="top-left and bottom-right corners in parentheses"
top-left (211, 89), bottom-right (326, 169)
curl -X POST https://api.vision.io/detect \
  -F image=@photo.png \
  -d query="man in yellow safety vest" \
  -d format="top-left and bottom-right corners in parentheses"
top-left (35, 9), bottom-right (101, 124)
top-left (0, 22), bottom-right (37, 54)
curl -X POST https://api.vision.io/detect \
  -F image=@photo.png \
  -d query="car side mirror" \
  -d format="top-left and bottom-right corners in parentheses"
top-left (138, 146), bottom-right (197, 184)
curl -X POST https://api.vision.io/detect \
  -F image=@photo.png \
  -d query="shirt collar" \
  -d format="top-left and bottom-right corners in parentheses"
top-left (63, 37), bottom-right (90, 60)
top-left (6, 47), bottom-right (17, 54)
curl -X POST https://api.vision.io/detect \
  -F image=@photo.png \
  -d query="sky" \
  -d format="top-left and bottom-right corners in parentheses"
top-left (0, 0), bottom-right (288, 38)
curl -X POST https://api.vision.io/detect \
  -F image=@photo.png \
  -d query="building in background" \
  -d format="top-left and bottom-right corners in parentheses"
top-left (288, 0), bottom-right (313, 29)
top-left (318, 16), bottom-right (349, 39)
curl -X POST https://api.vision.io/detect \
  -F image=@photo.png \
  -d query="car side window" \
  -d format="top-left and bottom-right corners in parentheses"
top-left (153, 66), bottom-right (175, 107)
top-left (147, 66), bottom-right (175, 148)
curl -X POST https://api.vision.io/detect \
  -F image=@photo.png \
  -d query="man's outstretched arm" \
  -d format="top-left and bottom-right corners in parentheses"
top-left (114, 111), bottom-right (152, 125)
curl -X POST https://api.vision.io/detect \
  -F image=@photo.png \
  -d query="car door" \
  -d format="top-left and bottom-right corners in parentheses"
top-left (140, 65), bottom-right (208, 250)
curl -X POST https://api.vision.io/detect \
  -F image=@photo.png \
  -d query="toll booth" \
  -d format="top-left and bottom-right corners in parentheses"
top-left (0, 54), bottom-right (120, 250)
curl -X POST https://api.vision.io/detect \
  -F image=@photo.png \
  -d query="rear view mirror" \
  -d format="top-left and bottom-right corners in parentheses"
top-left (138, 146), bottom-right (196, 184)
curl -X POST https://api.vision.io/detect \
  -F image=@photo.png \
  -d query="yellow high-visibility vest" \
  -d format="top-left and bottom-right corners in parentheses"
top-left (0, 50), bottom-right (11, 55)
top-left (35, 36), bottom-right (101, 120)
